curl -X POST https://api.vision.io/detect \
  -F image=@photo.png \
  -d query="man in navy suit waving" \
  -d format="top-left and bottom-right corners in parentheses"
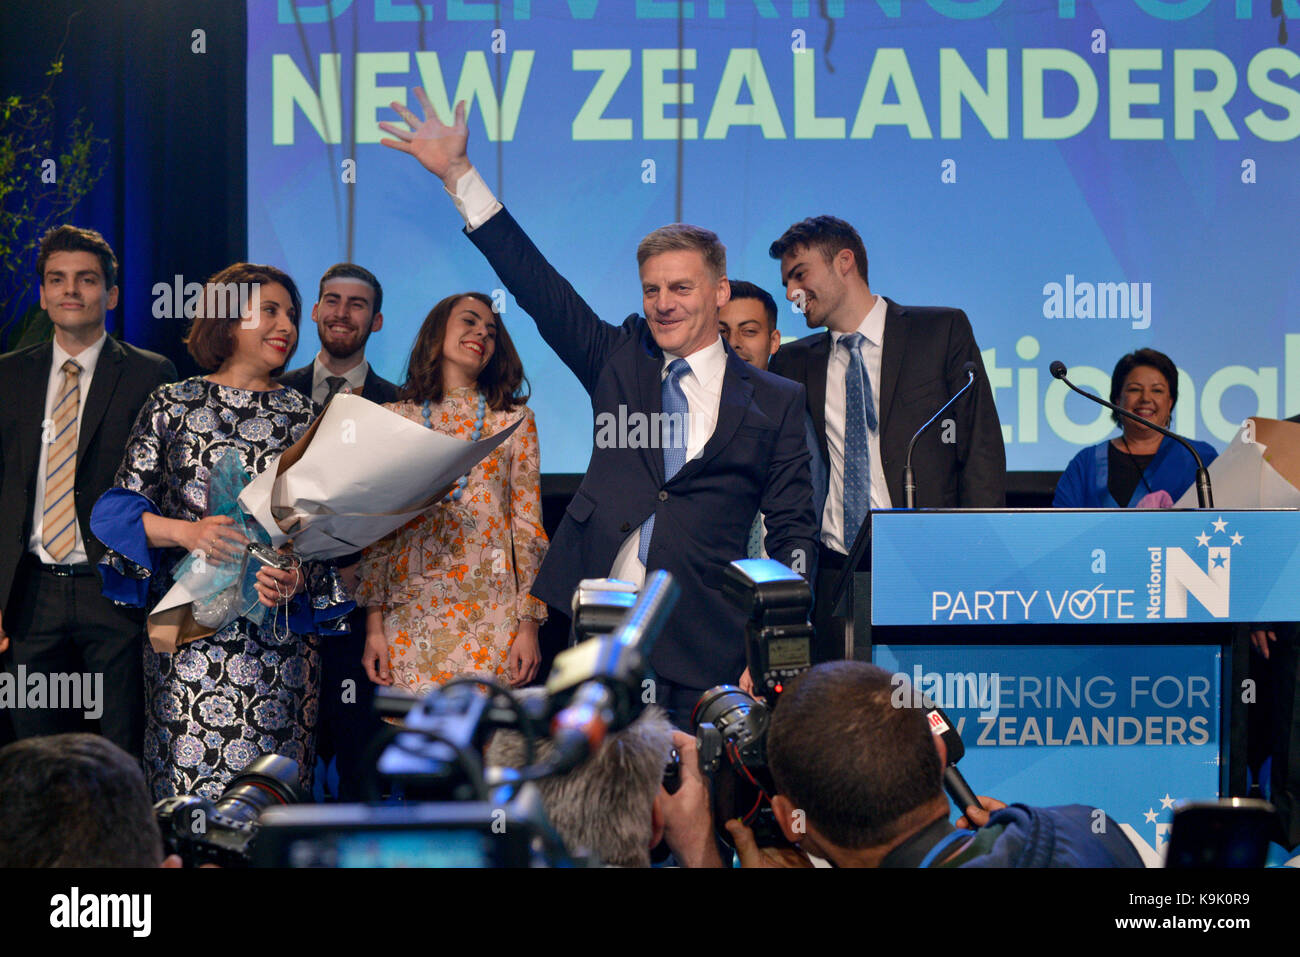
top-left (381, 93), bottom-right (818, 726)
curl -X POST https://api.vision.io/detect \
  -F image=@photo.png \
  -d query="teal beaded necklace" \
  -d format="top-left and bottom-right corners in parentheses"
top-left (422, 391), bottom-right (486, 502)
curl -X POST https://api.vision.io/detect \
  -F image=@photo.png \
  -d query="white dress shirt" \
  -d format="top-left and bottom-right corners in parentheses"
top-left (607, 340), bottom-right (727, 586)
top-left (449, 167), bottom-right (505, 229)
top-left (29, 331), bottom-right (109, 564)
top-left (309, 354), bottom-right (370, 406)
top-left (823, 295), bottom-right (892, 554)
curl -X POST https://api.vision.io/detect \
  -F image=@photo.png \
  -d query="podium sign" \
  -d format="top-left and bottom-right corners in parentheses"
top-left (864, 509), bottom-right (1300, 848)
top-left (871, 509), bottom-right (1300, 627)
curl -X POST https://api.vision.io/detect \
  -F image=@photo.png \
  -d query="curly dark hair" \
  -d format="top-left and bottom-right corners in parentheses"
top-left (398, 291), bottom-right (529, 412)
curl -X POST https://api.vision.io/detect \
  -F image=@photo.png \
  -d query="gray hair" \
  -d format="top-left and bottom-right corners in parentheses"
top-left (636, 223), bottom-right (727, 280)
top-left (487, 695), bottom-right (674, 867)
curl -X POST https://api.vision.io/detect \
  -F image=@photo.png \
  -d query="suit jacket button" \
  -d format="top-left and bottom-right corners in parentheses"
top-left (619, 522), bottom-right (630, 533)
top-left (658, 490), bottom-right (668, 502)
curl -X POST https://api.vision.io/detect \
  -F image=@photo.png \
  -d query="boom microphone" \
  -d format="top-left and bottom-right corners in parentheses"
top-left (902, 361), bottom-right (978, 509)
top-left (544, 570), bottom-right (681, 774)
top-left (1049, 361), bottom-right (1213, 507)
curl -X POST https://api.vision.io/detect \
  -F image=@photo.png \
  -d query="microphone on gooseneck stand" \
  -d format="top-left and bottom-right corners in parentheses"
top-left (902, 361), bottom-right (978, 509)
top-left (1049, 361), bottom-right (1213, 508)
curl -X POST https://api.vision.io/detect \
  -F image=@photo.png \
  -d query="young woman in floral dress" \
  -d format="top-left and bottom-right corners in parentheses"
top-left (359, 291), bottom-right (547, 694)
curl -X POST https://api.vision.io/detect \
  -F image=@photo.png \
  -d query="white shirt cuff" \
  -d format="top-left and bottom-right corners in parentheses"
top-left (446, 167), bottom-right (503, 231)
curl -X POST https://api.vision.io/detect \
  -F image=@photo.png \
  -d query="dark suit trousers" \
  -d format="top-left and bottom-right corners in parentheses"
top-left (4, 557), bottom-right (145, 758)
top-left (653, 677), bottom-right (713, 732)
top-left (315, 606), bottom-right (384, 801)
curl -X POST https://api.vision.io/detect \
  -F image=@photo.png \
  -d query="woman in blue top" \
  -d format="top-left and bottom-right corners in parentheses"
top-left (1053, 348), bottom-right (1217, 508)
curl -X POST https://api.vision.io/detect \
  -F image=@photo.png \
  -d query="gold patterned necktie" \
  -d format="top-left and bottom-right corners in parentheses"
top-left (43, 358), bottom-right (83, 562)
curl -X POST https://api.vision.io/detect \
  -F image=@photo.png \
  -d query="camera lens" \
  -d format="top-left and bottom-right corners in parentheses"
top-left (213, 754), bottom-right (303, 824)
top-left (690, 685), bottom-right (756, 733)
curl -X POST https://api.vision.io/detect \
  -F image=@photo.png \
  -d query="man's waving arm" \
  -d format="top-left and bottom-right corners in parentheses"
top-left (379, 90), bottom-right (624, 393)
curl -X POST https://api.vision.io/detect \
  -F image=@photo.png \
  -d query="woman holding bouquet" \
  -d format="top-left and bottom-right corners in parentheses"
top-left (92, 263), bottom-right (351, 801)
top-left (358, 291), bottom-right (548, 694)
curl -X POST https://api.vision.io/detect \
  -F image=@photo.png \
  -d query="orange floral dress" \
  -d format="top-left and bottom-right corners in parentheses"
top-left (355, 389), bottom-right (548, 695)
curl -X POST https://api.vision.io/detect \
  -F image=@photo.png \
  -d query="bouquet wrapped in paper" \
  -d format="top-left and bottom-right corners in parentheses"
top-left (1174, 417), bottom-right (1300, 508)
top-left (147, 394), bottom-right (520, 649)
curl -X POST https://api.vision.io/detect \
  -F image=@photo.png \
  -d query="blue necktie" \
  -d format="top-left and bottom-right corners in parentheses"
top-left (841, 332), bottom-right (877, 546)
top-left (639, 358), bottom-right (690, 566)
top-left (746, 513), bottom-right (764, 559)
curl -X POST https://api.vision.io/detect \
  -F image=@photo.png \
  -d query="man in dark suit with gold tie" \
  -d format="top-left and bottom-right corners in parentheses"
top-left (0, 226), bottom-right (175, 757)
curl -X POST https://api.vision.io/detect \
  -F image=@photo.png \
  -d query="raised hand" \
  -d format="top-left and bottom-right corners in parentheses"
top-left (379, 89), bottom-right (472, 188)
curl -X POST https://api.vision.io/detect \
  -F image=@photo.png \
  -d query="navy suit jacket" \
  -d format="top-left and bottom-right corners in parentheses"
top-left (276, 361), bottom-right (399, 410)
top-left (466, 208), bottom-right (819, 689)
top-left (769, 299), bottom-right (1006, 511)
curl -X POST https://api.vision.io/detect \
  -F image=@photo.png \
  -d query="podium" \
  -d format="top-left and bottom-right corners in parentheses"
top-left (843, 508), bottom-right (1300, 859)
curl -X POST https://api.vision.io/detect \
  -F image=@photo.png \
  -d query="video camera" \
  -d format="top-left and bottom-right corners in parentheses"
top-left (251, 570), bottom-right (682, 867)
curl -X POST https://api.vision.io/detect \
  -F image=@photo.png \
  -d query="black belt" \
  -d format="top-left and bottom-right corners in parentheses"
top-left (25, 556), bottom-right (95, 577)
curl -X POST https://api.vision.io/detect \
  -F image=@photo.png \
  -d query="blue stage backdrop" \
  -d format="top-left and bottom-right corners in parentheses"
top-left (246, 1), bottom-right (1300, 474)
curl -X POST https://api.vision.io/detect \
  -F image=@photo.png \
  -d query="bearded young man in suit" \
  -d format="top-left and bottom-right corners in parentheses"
top-left (0, 225), bottom-right (176, 757)
top-left (277, 262), bottom-right (399, 409)
top-left (379, 93), bottom-right (819, 728)
top-left (276, 263), bottom-right (398, 800)
top-left (766, 217), bottom-right (1005, 660)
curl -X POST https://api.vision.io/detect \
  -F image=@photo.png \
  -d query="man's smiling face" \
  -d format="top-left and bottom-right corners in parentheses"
top-left (640, 249), bottom-right (729, 357)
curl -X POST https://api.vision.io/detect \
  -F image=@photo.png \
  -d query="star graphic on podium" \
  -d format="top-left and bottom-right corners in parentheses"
top-left (1144, 808), bottom-right (1159, 823)
top-left (1160, 793), bottom-right (1176, 809)
top-left (1231, 532), bottom-right (1243, 545)
top-left (1211, 554), bottom-right (1227, 569)
top-left (1212, 516), bottom-right (1228, 533)
top-left (1196, 531), bottom-right (1211, 547)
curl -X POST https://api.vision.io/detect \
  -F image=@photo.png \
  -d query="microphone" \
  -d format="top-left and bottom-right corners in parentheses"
top-left (925, 705), bottom-right (983, 820)
top-left (543, 570), bottom-right (680, 773)
top-left (902, 361), bottom-right (978, 509)
top-left (1049, 361), bottom-right (1213, 508)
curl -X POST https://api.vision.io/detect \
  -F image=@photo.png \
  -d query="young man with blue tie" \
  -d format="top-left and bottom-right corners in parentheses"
top-left (767, 217), bottom-right (1005, 660)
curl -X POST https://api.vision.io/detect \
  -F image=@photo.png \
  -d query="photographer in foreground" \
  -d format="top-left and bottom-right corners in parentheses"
top-left (711, 662), bottom-right (1144, 868)
top-left (487, 697), bottom-right (674, 867)
top-left (0, 733), bottom-right (180, 867)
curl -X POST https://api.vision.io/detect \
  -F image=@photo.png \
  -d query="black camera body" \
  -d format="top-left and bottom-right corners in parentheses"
top-left (693, 685), bottom-right (788, 848)
top-left (154, 754), bottom-right (304, 867)
top-left (690, 560), bottom-right (815, 848)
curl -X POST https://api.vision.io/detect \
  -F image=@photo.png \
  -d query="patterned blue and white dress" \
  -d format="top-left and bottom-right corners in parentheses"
top-left (94, 377), bottom-right (351, 801)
